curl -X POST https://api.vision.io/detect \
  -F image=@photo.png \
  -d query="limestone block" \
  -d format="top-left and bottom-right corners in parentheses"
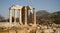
top-left (9, 30), bottom-right (16, 33)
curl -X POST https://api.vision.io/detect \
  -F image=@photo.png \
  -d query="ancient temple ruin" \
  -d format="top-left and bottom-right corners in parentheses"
top-left (9, 5), bottom-right (36, 26)
top-left (0, 5), bottom-right (37, 33)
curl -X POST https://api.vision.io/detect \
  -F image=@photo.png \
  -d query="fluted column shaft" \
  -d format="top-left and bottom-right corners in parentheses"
top-left (9, 9), bottom-right (12, 24)
top-left (33, 8), bottom-right (36, 25)
top-left (25, 6), bottom-right (27, 25)
top-left (19, 9), bottom-right (23, 25)
top-left (14, 9), bottom-right (16, 23)
top-left (30, 9), bottom-right (33, 23)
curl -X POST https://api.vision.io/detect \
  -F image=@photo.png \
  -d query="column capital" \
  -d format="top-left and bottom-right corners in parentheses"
top-left (30, 9), bottom-right (33, 13)
top-left (33, 8), bottom-right (36, 10)
top-left (25, 6), bottom-right (27, 10)
top-left (9, 8), bottom-right (11, 10)
top-left (9, 9), bottom-right (12, 11)
top-left (14, 9), bottom-right (16, 10)
top-left (33, 8), bottom-right (36, 12)
top-left (30, 9), bottom-right (32, 10)
top-left (18, 9), bottom-right (22, 11)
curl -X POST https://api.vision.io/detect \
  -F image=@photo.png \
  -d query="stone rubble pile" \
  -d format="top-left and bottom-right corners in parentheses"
top-left (36, 23), bottom-right (60, 33)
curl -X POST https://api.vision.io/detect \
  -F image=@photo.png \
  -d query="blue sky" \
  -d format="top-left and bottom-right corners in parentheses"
top-left (0, 0), bottom-right (60, 19)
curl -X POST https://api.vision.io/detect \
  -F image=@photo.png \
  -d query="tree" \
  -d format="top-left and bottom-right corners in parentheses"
top-left (0, 14), bottom-right (5, 22)
top-left (52, 11), bottom-right (60, 24)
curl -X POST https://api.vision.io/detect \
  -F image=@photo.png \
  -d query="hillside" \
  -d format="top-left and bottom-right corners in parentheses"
top-left (52, 11), bottom-right (60, 24)
top-left (36, 10), bottom-right (51, 18)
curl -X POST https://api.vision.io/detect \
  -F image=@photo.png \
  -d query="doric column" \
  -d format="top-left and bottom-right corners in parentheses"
top-left (25, 6), bottom-right (27, 25)
top-left (30, 9), bottom-right (33, 23)
top-left (14, 9), bottom-right (16, 23)
top-left (33, 8), bottom-right (36, 25)
top-left (9, 9), bottom-right (12, 24)
top-left (19, 9), bottom-right (23, 25)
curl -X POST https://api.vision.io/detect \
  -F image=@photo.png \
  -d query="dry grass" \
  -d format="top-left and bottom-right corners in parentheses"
top-left (0, 27), bottom-right (25, 33)
top-left (0, 31), bottom-right (8, 33)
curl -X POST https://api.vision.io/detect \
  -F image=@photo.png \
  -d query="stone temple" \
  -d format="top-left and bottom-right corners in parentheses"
top-left (9, 5), bottom-right (37, 33)
top-left (9, 5), bottom-right (36, 26)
